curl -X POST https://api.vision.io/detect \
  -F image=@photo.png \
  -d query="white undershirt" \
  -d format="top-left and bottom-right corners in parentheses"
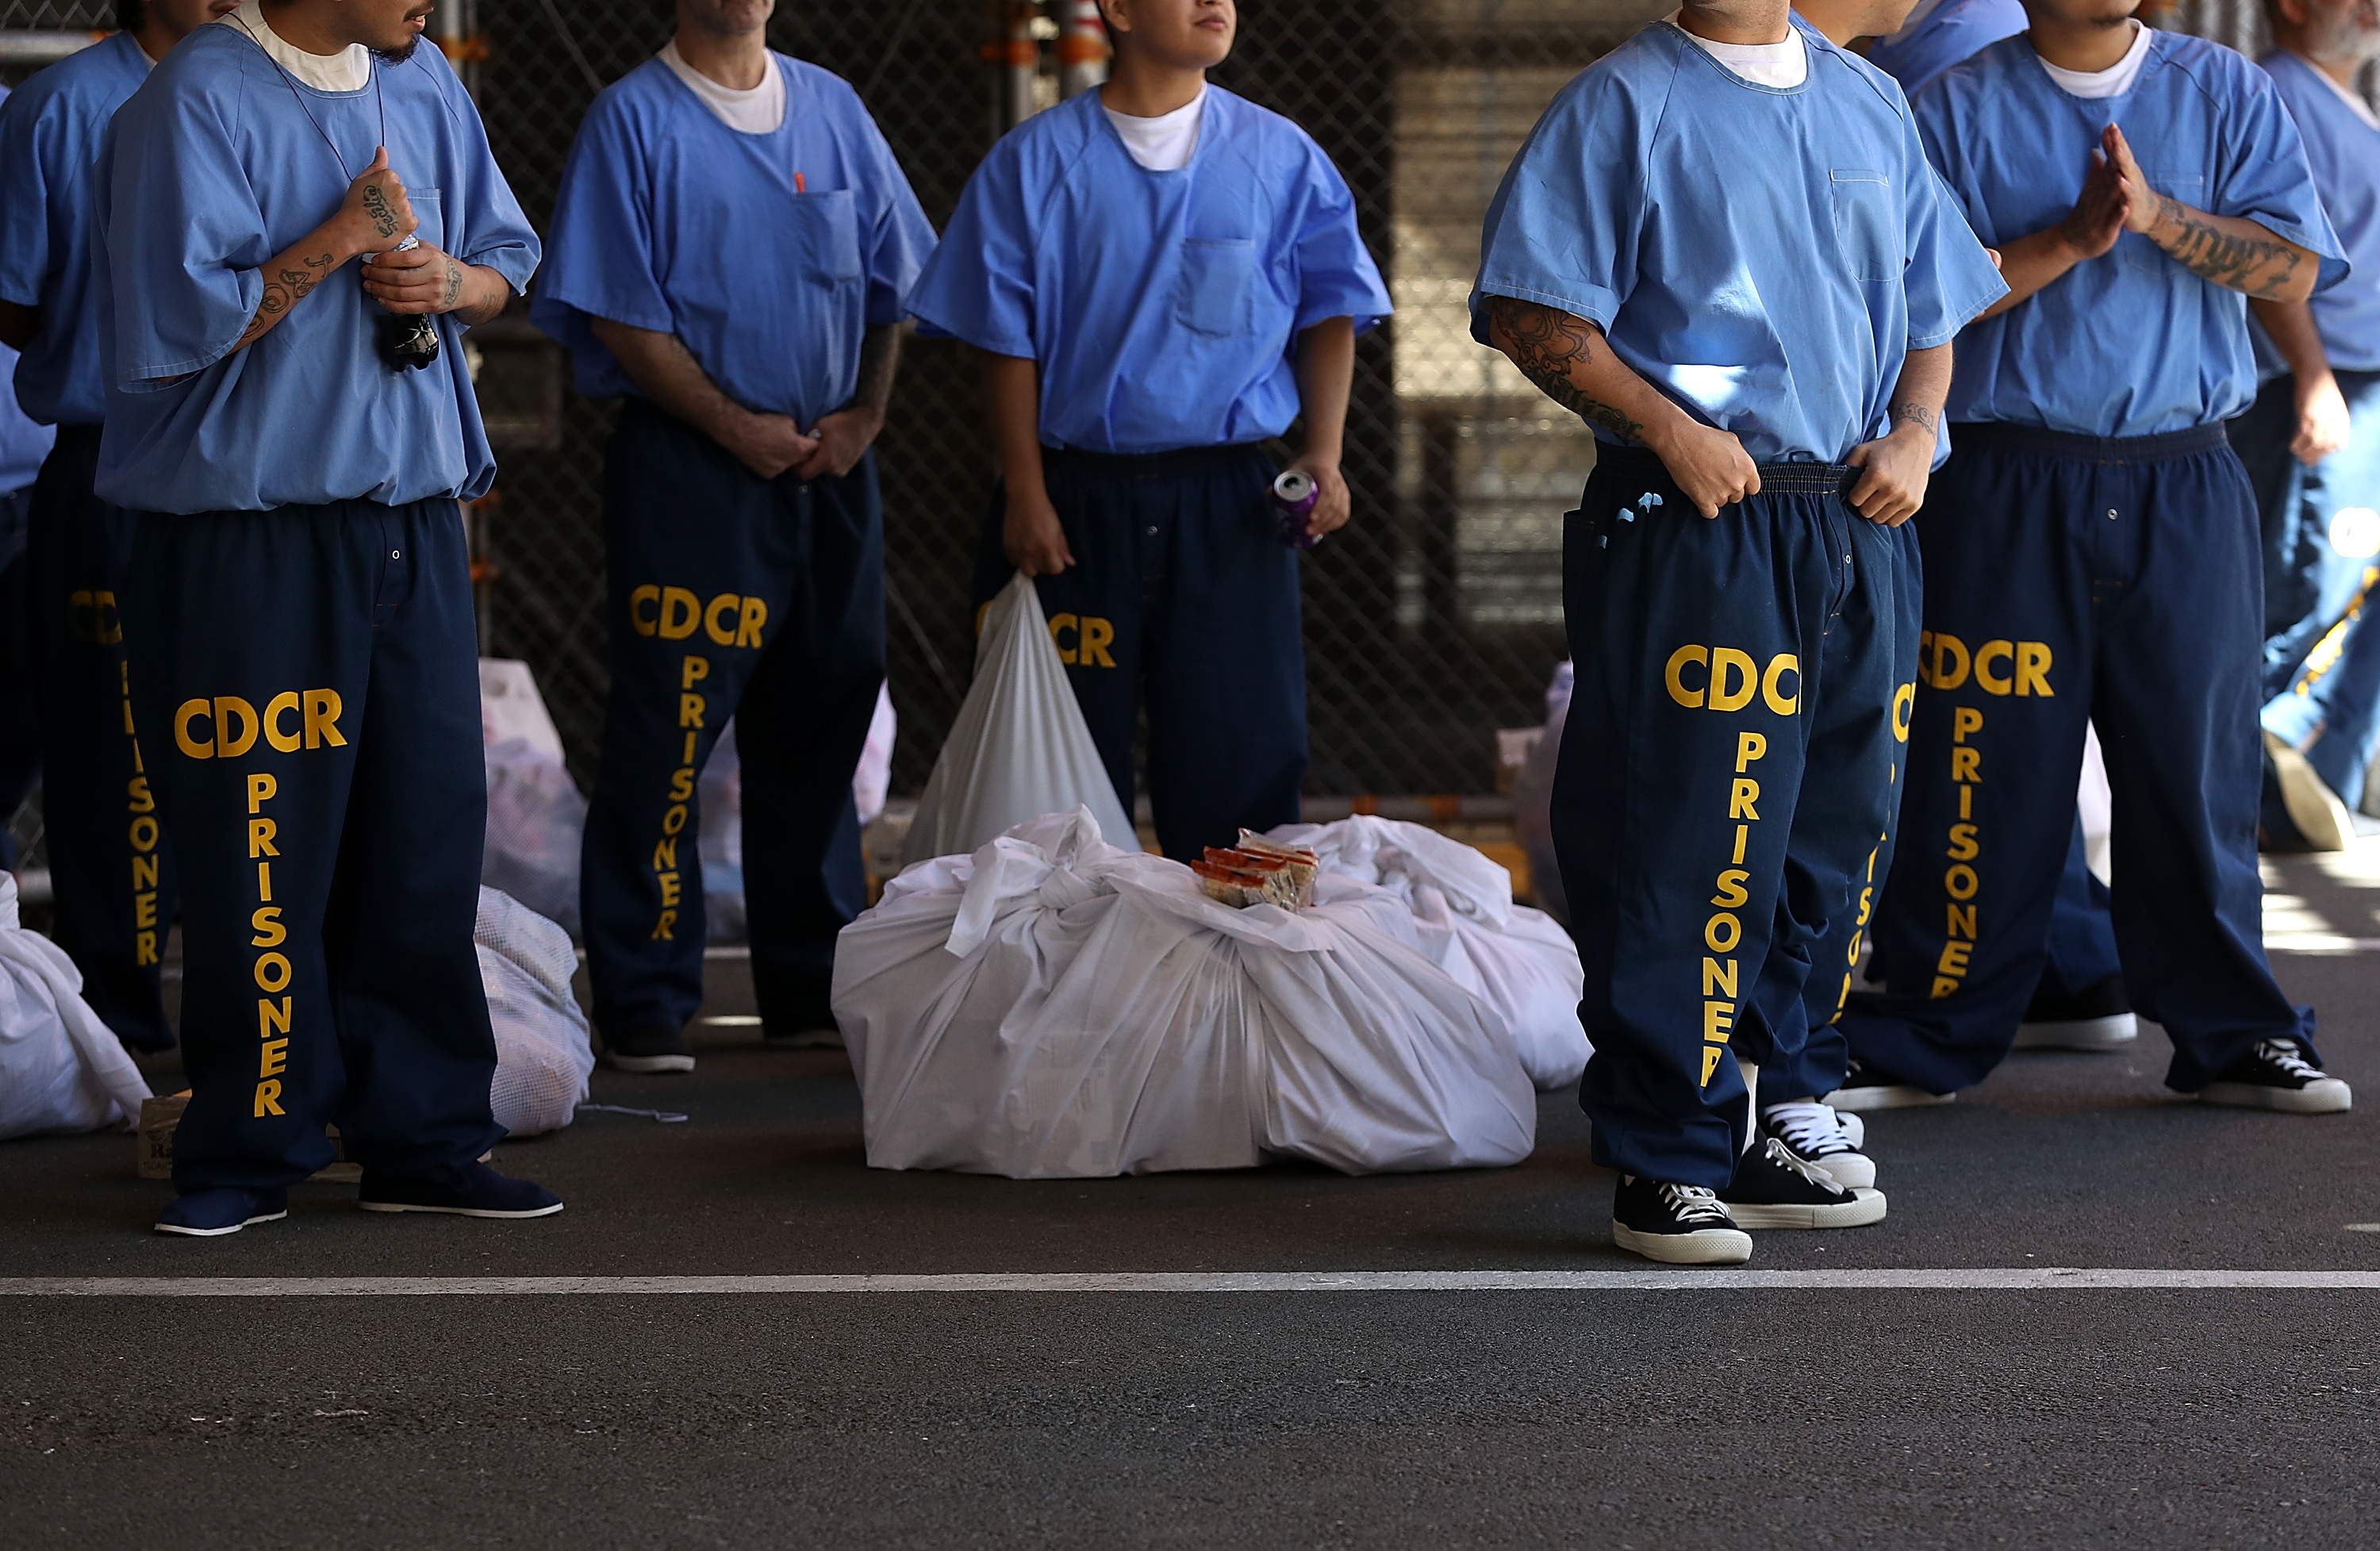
top-left (2301, 52), bottom-right (2380, 132)
top-left (1104, 86), bottom-right (1204, 171)
top-left (658, 39), bottom-right (786, 135)
top-left (1665, 11), bottom-right (1809, 89)
top-left (218, 0), bottom-right (367, 92)
top-left (2039, 21), bottom-right (2154, 99)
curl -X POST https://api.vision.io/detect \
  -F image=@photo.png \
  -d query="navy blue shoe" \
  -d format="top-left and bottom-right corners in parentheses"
top-left (358, 1161), bottom-right (563, 1219)
top-left (155, 1187), bottom-right (290, 1238)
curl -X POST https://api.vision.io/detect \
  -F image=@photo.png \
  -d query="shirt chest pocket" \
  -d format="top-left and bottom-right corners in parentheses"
top-left (409, 189), bottom-right (443, 255)
top-left (787, 188), bottom-right (864, 287)
top-left (1174, 237), bottom-right (1257, 336)
top-left (1828, 170), bottom-right (1901, 283)
top-left (2121, 173), bottom-right (2204, 274)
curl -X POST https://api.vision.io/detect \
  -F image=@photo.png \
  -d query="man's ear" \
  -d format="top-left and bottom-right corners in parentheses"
top-left (1097, 0), bottom-right (1129, 37)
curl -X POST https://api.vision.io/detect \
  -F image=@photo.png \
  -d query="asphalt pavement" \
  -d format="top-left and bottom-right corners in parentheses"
top-left (3, 853), bottom-right (2377, 1548)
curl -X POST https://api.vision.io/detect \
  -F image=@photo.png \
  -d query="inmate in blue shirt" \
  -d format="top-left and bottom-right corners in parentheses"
top-left (1918, 31), bottom-right (2346, 438)
top-left (1864, 0), bottom-right (2026, 101)
top-left (94, 26), bottom-right (540, 513)
top-left (531, 54), bottom-right (936, 430)
top-left (904, 86), bottom-right (1392, 456)
top-left (1471, 17), bottom-right (2005, 466)
top-left (0, 33), bottom-right (149, 428)
top-left (0, 79), bottom-right (54, 489)
top-left (2252, 50), bottom-right (2380, 375)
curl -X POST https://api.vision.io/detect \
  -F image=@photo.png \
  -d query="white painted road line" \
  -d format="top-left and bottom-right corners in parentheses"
top-left (3, 1269), bottom-right (2379, 1296)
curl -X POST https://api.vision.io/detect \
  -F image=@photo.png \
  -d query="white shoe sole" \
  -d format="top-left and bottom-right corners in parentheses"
top-left (1806, 1151), bottom-right (1877, 1191)
top-left (1612, 1220), bottom-right (1752, 1265)
top-left (1822, 1083), bottom-right (1953, 1112)
top-left (605, 1053), bottom-right (695, 1073)
top-left (358, 1200), bottom-right (566, 1219)
top-left (1725, 1188), bottom-right (1887, 1230)
top-left (2198, 1077), bottom-right (2352, 1115)
top-left (2013, 1013), bottom-right (2138, 1050)
top-left (155, 1208), bottom-right (287, 1238)
top-left (2267, 734), bottom-right (2357, 852)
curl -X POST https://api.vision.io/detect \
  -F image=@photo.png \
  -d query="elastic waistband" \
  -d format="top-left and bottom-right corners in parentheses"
top-left (1950, 420), bottom-right (2232, 463)
top-left (1041, 442), bottom-right (1270, 480)
top-left (1591, 443), bottom-right (1860, 497)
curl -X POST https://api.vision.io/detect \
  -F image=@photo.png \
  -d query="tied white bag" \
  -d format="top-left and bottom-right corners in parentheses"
top-left (837, 807), bottom-right (1537, 1178)
top-left (0, 873), bottom-right (152, 1140)
top-left (475, 888), bottom-right (595, 1137)
top-left (900, 573), bottom-right (1136, 867)
top-left (1269, 816), bottom-right (1589, 1091)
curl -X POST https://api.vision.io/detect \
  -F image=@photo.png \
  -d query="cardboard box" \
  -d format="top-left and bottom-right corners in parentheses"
top-left (137, 1093), bottom-right (360, 1184)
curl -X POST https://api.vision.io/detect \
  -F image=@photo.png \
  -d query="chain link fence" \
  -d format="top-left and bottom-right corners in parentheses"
top-left (0, 0), bottom-right (2334, 880)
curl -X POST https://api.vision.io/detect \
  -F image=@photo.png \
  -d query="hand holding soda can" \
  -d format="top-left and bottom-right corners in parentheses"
top-left (1273, 468), bottom-right (1321, 551)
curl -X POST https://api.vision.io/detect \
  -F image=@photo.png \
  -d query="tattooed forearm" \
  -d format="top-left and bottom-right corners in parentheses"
top-left (852, 321), bottom-right (907, 417)
top-left (440, 258), bottom-right (463, 311)
top-left (2149, 194), bottom-right (2306, 299)
top-left (228, 251), bottom-right (336, 352)
top-left (1891, 401), bottom-right (1940, 435)
top-left (1488, 296), bottom-right (1645, 443)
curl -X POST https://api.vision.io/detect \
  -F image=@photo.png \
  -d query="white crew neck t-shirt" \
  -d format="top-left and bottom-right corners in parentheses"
top-left (1104, 86), bottom-right (1204, 171)
top-left (218, 0), bottom-right (367, 91)
top-left (2038, 21), bottom-right (2155, 99)
top-left (658, 38), bottom-right (787, 134)
top-left (1664, 11), bottom-right (1809, 88)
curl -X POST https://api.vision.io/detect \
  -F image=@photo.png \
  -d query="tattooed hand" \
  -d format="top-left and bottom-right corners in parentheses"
top-left (362, 240), bottom-right (505, 324)
top-left (330, 146), bottom-right (416, 259)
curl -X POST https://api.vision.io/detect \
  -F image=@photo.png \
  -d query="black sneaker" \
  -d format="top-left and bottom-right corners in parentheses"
top-left (2197, 1039), bottom-right (2352, 1114)
top-left (1760, 1100), bottom-right (1875, 1189)
top-left (155, 1186), bottom-right (289, 1238)
top-left (601, 1023), bottom-right (694, 1074)
top-left (359, 1161), bottom-right (564, 1219)
top-left (2013, 972), bottom-right (2137, 1051)
top-left (1611, 1175), bottom-right (1752, 1265)
top-left (1722, 1137), bottom-right (1887, 1229)
top-left (1822, 1056), bottom-right (1952, 1112)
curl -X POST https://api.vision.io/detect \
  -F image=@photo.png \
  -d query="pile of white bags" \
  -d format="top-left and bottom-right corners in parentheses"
top-left (835, 808), bottom-right (1541, 1178)
top-left (900, 573), bottom-right (1136, 867)
top-left (0, 872), bottom-right (150, 1141)
top-left (481, 661), bottom-right (586, 938)
top-left (475, 886), bottom-right (595, 1137)
top-left (1265, 815), bottom-right (1588, 1091)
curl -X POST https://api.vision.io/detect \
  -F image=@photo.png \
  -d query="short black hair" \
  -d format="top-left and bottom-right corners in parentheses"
top-left (117, 0), bottom-right (143, 33)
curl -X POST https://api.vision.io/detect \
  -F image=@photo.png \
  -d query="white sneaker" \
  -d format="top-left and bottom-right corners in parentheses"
top-left (2267, 733), bottom-right (2356, 852)
top-left (1823, 1058), bottom-right (1953, 1112)
top-left (1760, 1100), bottom-right (1876, 1189)
top-left (2198, 1038), bottom-right (2353, 1114)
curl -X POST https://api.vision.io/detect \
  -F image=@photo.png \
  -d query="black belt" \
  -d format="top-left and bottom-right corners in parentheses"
top-left (1592, 442), bottom-right (1860, 497)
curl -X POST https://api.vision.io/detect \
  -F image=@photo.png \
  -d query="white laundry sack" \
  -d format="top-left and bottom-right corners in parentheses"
top-left (475, 887), bottom-right (595, 1138)
top-left (1268, 815), bottom-right (1589, 1091)
top-left (855, 681), bottom-right (897, 826)
top-left (837, 808), bottom-right (1537, 1178)
top-left (900, 574), bottom-right (1137, 867)
top-left (697, 720), bottom-right (748, 944)
top-left (482, 735), bottom-right (586, 939)
top-left (1512, 659), bottom-right (1573, 924)
top-left (0, 872), bottom-right (151, 1140)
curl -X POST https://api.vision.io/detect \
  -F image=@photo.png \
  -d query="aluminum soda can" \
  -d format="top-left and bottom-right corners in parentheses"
top-left (1273, 468), bottom-right (1320, 551)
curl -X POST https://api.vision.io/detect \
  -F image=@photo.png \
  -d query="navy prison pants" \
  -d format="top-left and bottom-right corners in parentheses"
top-left (26, 428), bottom-right (178, 1049)
top-left (580, 400), bottom-right (884, 1042)
top-left (969, 443), bottom-right (1304, 861)
top-left (0, 484), bottom-right (33, 872)
top-left (1841, 423), bottom-right (2316, 1095)
top-left (1558, 447), bottom-right (1917, 1188)
top-left (121, 497), bottom-right (500, 1194)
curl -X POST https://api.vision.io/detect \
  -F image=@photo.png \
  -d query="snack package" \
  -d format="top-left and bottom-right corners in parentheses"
top-left (1234, 832), bottom-right (1319, 907)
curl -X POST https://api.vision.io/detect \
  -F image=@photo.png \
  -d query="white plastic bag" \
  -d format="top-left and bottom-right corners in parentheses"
top-left (900, 575), bottom-right (1136, 867)
top-left (0, 872), bottom-right (151, 1140)
top-left (475, 887), bottom-right (595, 1137)
top-left (1267, 816), bottom-right (1589, 1091)
top-left (837, 808), bottom-right (1538, 1177)
top-left (482, 737), bottom-right (586, 939)
top-left (855, 681), bottom-right (897, 826)
top-left (1512, 660), bottom-right (1572, 923)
